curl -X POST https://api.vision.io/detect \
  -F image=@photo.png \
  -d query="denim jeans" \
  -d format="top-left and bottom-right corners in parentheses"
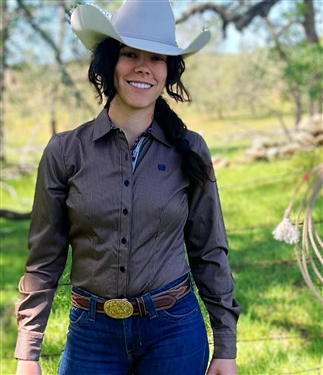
top-left (58, 276), bottom-right (209, 375)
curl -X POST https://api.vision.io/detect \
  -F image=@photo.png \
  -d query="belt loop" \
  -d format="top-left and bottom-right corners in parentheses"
top-left (188, 274), bottom-right (194, 289)
top-left (141, 293), bottom-right (157, 319)
top-left (88, 294), bottom-right (98, 321)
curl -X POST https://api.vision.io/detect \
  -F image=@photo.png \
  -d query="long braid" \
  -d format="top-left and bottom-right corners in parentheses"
top-left (154, 97), bottom-right (211, 190)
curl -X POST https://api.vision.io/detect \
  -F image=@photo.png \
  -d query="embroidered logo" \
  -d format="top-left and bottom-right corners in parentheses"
top-left (158, 164), bottom-right (166, 171)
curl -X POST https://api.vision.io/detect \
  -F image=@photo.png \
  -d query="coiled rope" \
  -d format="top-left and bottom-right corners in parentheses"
top-left (273, 164), bottom-right (323, 304)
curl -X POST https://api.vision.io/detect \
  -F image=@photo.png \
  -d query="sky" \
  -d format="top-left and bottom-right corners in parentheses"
top-left (214, 24), bottom-right (266, 54)
top-left (7, 0), bottom-right (323, 65)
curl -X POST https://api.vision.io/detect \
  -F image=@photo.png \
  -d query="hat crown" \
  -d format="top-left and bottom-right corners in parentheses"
top-left (112, 0), bottom-right (177, 47)
top-left (70, 1), bottom-right (211, 57)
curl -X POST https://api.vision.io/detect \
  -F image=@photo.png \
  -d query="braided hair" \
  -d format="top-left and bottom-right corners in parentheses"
top-left (88, 38), bottom-right (211, 189)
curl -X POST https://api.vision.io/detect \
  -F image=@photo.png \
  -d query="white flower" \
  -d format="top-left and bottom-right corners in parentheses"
top-left (273, 217), bottom-right (300, 245)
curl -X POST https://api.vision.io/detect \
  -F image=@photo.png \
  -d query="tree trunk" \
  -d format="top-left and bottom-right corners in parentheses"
top-left (248, 99), bottom-right (257, 118)
top-left (264, 17), bottom-right (303, 127)
top-left (216, 106), bottom-right (224, 120)
top-left (50, 0), bottom-right (66, 135)
top-left (302, 0), bottom-right (319, 44)
top-left (302, 0), bottom-right (321, 115)
top-left (292, 85), bottom-right (303, 126)
top-left (0, 0), bottom-right (8, 162)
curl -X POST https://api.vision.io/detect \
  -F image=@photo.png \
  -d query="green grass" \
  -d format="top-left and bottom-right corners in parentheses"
top-left (1, 113), bottom-right (323, 375)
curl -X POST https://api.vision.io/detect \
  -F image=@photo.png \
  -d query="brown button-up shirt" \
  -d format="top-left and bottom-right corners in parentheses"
top-left (15, 108), bottom-right (239, 361)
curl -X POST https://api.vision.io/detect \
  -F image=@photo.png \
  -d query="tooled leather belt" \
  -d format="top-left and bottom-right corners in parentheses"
top-left (71, 276), bottom-right (191, 319)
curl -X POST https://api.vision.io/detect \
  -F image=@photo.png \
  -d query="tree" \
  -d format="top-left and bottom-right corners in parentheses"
top-left (1, 0), bottom-right (97, 162)
top-left (1, 0), bottom-right (127, 164)
top-left (177, 0), bottom-right (322, 125)
top-left (263, 0), bottom-right (322, 122)
top-left (0, 0), bottom-right (9, 161)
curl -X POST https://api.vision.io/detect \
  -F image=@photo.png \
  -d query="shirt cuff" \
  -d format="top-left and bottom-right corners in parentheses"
top-left (15, 331), bottom-right (44, 361)
top-left (212, 331), bottom-right (237, 359)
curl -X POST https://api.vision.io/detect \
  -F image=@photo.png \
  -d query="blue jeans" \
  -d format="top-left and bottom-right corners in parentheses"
top-left (58, 276), bottom-right (209, 375)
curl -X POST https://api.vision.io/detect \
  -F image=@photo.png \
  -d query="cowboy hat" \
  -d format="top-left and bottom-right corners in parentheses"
top-left (70, 0), bottom-right (211, 58)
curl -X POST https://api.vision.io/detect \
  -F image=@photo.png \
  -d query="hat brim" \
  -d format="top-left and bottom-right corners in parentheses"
top-left (71, 4), bottom-right (210, 58)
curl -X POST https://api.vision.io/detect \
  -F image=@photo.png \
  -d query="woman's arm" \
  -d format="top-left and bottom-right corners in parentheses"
top-left (16, 360), bottom-right (41, 375)
top-left (184, 133), bottom-right (240, 360)
top-left (15, 134), bottom-right (70, 361)
top-left (207, 359), bottom-right (237, 375)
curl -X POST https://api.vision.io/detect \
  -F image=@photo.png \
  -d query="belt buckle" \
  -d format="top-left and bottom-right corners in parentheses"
top-left (104, 299), bottom-right (134, 319)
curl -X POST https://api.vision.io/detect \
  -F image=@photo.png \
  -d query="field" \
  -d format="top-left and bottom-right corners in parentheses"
top-left (1, 109), bottom-right (322, 375)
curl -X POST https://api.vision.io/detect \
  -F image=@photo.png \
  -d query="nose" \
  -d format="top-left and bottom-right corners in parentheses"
top-left (134, 57), bottom-right (150, 75)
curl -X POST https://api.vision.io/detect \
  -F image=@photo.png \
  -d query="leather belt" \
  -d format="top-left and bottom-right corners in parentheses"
top-left (71, 276), bottom-right (191, 319)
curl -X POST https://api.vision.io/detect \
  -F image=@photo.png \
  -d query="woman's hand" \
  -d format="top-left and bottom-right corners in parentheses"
top-left (206, 358), bottom-right (237, 375)
top-left (16, 360), bottom-right (41, 375)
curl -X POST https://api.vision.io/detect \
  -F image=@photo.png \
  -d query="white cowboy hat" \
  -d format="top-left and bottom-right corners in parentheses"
top-left (70, 0), bottom-right (211, 58)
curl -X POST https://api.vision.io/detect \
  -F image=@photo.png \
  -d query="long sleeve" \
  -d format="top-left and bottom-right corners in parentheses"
top-left (184, 134), bottom-right (240, 359)
top-left (15, 135), bottom-right (70, 360)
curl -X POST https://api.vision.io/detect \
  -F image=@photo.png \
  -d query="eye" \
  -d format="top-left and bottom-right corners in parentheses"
top-left (120, 46), bottom-right (136, 58)
top-left (152, 55), bottom-right (166, 62)
top-left (120, 49), bottom-right (136, 58)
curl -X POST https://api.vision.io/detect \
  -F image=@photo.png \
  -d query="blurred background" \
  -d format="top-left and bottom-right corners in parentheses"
top-left (1, 1), bottom-right (323, 374)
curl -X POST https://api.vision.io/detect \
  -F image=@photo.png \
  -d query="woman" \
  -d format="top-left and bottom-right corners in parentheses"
top-left (15, 1), bottom-right (240, 374)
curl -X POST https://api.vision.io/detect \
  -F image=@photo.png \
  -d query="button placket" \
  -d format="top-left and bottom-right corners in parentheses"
top-left (117, 132), bottom-right (132, 297)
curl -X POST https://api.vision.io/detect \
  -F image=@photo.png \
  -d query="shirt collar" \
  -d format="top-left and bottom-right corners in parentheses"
top-left (150, 120), bottom-right (172, 148)
top-left (91, 108), bottom-right (113, 142)
top-left (91, 108), bottom-right (172, 148)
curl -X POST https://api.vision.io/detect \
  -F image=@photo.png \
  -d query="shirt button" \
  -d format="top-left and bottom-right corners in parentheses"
top-left (123, 208), bottom-right (128, 215)
top-left (121, 237), bottom-right (127, 244)
top-left (120, 266), bottom-right (125, 273)
top-left (124, 180), bottom-right (130, 187)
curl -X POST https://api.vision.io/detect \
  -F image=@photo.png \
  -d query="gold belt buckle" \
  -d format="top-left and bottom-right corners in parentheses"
top-left (103, 299), bottom-right (134, 319)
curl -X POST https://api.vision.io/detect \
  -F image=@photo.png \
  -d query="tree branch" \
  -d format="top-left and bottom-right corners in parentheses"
top-left (176, 3), bottom-right (235, 36)
top-left (234, 0), bottom-right (281, 31)
top-left (16, 0), bottom-right (94, 113)
top-left (176, 0), bottom-right (282, 36)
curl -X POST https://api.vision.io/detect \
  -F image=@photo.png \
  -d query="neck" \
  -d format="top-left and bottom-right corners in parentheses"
top-left (108, 98), bottom-right (154, 146)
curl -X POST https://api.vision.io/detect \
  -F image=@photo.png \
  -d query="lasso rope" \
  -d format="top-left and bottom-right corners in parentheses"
top-left (273, 164), bottom-right (323, 304)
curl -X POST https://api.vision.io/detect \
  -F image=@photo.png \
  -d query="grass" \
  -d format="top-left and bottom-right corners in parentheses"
top-left (1, 112), bottom-right (323, 375)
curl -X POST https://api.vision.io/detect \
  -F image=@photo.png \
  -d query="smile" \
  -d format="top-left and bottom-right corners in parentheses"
top-left (128, 81), bottom-right (152, 89)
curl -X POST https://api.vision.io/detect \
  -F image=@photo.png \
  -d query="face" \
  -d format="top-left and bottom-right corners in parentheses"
top-left (113, 46), bottom-right (167, 112)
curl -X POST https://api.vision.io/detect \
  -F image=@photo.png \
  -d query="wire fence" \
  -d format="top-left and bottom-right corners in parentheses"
top-left (219, 170), bottom-right (307, 191)
top-left (280, 368), bottom-right (322, 375)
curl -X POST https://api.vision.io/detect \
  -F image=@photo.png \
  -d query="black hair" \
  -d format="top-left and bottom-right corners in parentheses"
top-left (88, 38), bottom-right (211, 189)
top-left (88, 38), bottom-right (120, 109)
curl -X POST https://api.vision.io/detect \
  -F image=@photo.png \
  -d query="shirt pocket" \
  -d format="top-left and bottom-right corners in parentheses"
top-left (158, 290), bottom-right (200, 322)
top-left (69, 306), bottom-right (88, 327)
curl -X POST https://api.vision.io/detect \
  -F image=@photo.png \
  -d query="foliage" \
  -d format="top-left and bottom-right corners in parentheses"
top-left (178, 0), bottom-right (322, 123)
top-left (180, 48), bottom-right (291, 119)
top-left (266, 41), bottom-right (323, 120)
top-left (282, 43), bottom-right (323, 102)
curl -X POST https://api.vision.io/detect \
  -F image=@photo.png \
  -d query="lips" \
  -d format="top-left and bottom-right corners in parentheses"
top-left (128, 81), bottom-right (152, 89)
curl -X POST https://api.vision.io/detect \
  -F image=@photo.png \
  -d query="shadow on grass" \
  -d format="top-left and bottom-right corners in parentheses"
top-left (229, 228), bottom-right (323, 364)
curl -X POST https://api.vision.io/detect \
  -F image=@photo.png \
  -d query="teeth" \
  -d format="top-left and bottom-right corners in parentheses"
top-left (129, 82), bottom-right (151, 89)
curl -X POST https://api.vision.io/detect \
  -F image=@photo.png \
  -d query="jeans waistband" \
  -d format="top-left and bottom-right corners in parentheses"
top-left (71, 275), bottom-right (191, 319)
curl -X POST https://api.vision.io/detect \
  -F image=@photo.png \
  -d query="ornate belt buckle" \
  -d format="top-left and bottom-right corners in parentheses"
top-left (103, 299), bottom-right (134, 319)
